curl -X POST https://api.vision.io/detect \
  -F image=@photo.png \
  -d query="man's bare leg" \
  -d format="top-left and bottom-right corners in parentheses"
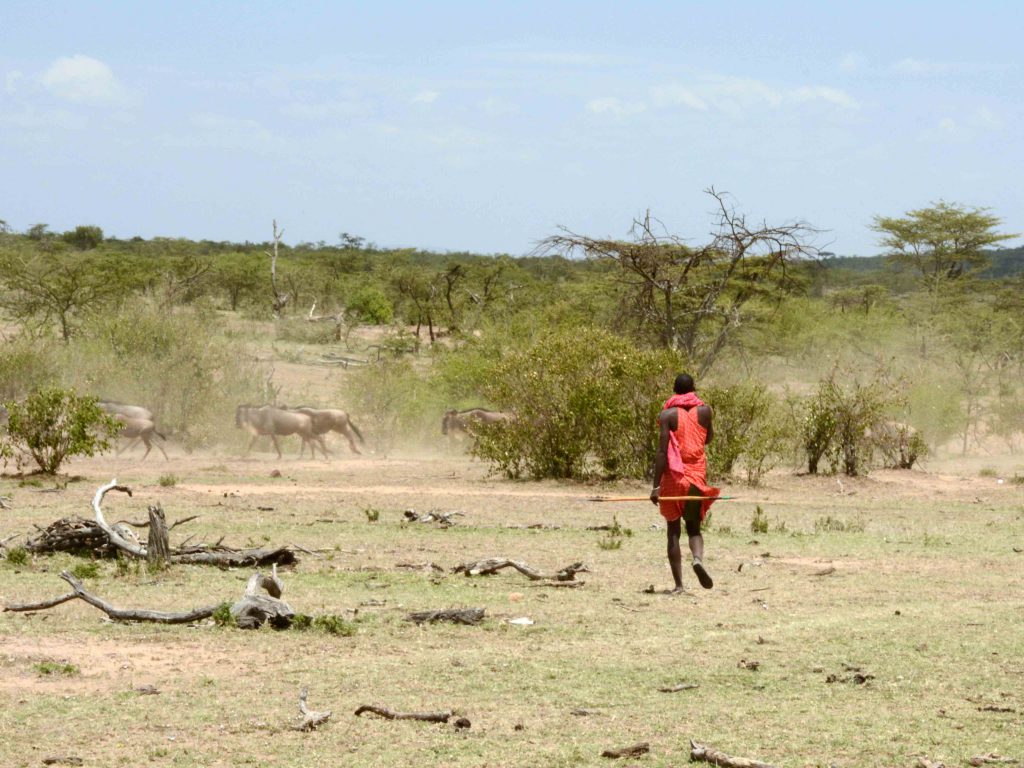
top-left (666, 519), bottom-right (685, 593)
top-left (685, 487), bottom-right (713, 589)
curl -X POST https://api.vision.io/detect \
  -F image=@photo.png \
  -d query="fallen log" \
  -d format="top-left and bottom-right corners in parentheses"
top-left (453, 558), bottom-right (588, 582)
top-left (354, 705), bottom-right (454, 723)
top-left (231, 564), bottom-right (294, 629)
top-left (293, 688), bottom-right (332, 731)
top-left (403, 509), bottom-right (463, 526)
top-left (969, 754), bottom-right (1019, 766)
top-left (601, 742), bottom-right (649, 759)
top-left (659, 682), bottom-right (699, 693)
top-left (10, 571), bottom-right (221, 624)
top-left (407, 608), bottom-right (485, 625)
top-left (690, 740), bottom-right (776, 768)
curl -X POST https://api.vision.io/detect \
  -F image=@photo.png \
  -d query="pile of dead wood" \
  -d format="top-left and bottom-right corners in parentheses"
top-left (24, 480), bottom-right (295, 568)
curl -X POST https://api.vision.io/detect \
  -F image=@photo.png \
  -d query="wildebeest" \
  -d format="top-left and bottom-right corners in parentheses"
top-left (442, 408), bottom-right (514, 445)
top-left (99, 400), bottom-right (154, 422)
top-left (235, 405), bottom-right (329, 459)
top-left (867, 420), bottom-right (923, 469)
top-left (287, 405), bottom-right (365, 455)
top-left (115, 415), bottom-right (169, 461)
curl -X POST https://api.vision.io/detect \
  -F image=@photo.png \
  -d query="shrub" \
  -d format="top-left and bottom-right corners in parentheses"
top-left (211, 602), bottom-right (235, 627)
top-left (1, 388), bottom-right (118, 474)
top-left (814, 515), bottom-right (866, 533)
top-left (750, 505), bottom-right (769, 534)
top-left (34, 661), bottom-right (79, 676)
top-left (800, 369), bottom-right (904, 476)
top-left (347, 285), bottom-right (393, 325)
top-left (5, 546), bottom-right (29, 565)
top-left (291, 613), bottom-right (357, 636)
top-left (473, 327), bottom-right (680, 480)
top-left (703, 384), bottom-right (792, 485)
top-left (70, 561), bottom-right (100, 579)
top-left (0, 336), bottom-right (60, 402)
top-left (158, 474), bottom-right (178, 488)
top-left (68, 302), bottom-right (266, 451)
top-left (364, 507), bottom-right (381, 523)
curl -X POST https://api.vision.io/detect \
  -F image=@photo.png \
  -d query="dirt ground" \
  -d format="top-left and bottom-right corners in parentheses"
top-left (1, 442), bottom-right (1022, 767)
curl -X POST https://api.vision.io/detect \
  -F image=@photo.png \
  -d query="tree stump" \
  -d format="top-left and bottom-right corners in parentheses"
top-left (146, 504), bottom-right (170, 569)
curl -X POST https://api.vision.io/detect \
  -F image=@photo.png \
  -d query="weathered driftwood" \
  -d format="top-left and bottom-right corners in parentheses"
top-left (403, 509), bottom-right (463, 526)
top-left (601, 742), bottom-right (649, 759)
top-left (147, 504), bottom-right (170, 568)
top-left (659, 682), bottom-right (699, 693)
top-left (231, 564), bottom-right (294, 629)
top-left (969, 754), bottom-right (1019, 766)
top-left (354, 705), bottom-right (455, 723)
top-left (453, 558), bottom-right (588, 582)
top-left (27, 481), bottom-right (297, 567)
top-left (5, 571), bottom-right (222, 623)
top-left (293, 688), bottom-right (332, 731)
top-left (690, 740), bottom-right (776, 768)
top-left (407, 607), bottom-right (485, 625)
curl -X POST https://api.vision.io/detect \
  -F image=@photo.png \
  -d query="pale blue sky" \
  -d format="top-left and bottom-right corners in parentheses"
top-left (1, 1), bottom-right (1021, 255)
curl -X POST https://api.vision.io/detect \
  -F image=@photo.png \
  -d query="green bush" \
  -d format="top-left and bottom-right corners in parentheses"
top-left (703, 383), bottom-right (792, 485)
top-left (67, 301), bottom-right (266, 450)
top-left (5, 546), bottom-right (29, 565)
top-left (347, 285), bottom-right (394, 325)
top-left (472, 327), bottom-right (680, 479)
top-left (0, 337), bottom-right (60, 402)
top-left (70, 561), bottom-right (100, 579)
top-left (1, 388), bottom-right (118, 474)
top-left (750, 505), bottom-right (769, 534)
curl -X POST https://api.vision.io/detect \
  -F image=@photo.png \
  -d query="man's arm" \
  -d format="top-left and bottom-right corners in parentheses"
top-left (697, 404), bottom-right (713, 444)
top-left (650, 409), bottom-right (675, 505)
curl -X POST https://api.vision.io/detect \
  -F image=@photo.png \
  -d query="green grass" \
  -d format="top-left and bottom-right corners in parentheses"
top-left (1, 456), bottom-right (1022, 767)
top-left (33, 660), bottom-right (79, 676)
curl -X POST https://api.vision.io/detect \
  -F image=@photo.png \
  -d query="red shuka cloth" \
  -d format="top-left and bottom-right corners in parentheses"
top-left (658, 398), bottom-right (720, 520)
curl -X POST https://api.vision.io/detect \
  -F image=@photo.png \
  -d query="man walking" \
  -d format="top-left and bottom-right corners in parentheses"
top-left (650, 374), bottom-right (719, 592)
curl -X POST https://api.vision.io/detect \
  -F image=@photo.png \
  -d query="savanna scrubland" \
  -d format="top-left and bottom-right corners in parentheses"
top-left (0, 200), bottom-right (1022, 767)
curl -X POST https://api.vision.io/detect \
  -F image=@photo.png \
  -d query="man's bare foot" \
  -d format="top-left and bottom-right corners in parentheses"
top-left (669, 585), bottom-right (686, 595)
top-left (692, 561), bottom-right (714, 589)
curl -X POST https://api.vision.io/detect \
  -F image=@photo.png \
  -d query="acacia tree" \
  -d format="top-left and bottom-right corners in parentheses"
top-left (539, 188), bottom-right (818, 374)
top-left (873, 202), bottom-right (1016, 292)
top-left (0, 247), bottom-right (136, 341)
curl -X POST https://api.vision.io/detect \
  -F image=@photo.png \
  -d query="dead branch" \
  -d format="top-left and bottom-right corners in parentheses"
top-left (0, 495), bottom-right (11, 510)
top-left (690, 740), bottom-right (776, 768)
top-left (232, 563), bottom-right (293, 629)
top-left (58, 570), bottom-right (218, 623)
top-left (601, 742), bottom-right (649, 759)
top-left (354, 705), bottom-right (454, 723)
top-left (407, 607), bottom-right (485, 625)
top-left (293, 688), bottom-right (332, 731)
top-left (267, 219), bottom-right (289, 317)
top-left (918, 759), bottom-right (946, 768)
top-left (92, 479), bottom-right (144, 558)
top-left (969, 755), bottom-right (1019, 766)
top-left (659, 682), bottom-right (699, 693)
top-left (4, 592), bottom-right (78, 612)
top-left (404, 509), bottom-right (463, 526)
top-left (453, 558), bottom-right (588, 582)
top-left (396, 562), bottom-right (445, 573)
top-left (147, 504), bottom-right (170, 568)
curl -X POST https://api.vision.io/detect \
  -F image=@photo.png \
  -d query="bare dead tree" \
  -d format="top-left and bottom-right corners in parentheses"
top-left (538, 188), bottom-right (820, 375)
top-left (266, 219), bottom-right (289, 318)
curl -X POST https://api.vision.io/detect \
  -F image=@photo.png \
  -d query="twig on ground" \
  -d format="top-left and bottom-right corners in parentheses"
top-left (601, 742), bottom-right (649, 759)
top-left (407, 608), bottom-right (485, 625)
top-left (293, 688), bottom-right (332, 731)
top-left (453, 558), bottom-right (588, 582)
top-left (690, 739), bottom-right (776, 768)
top-left (354, 705), bottom-right (455, 723)
top-left (659, 682), bottom-right (699, 693)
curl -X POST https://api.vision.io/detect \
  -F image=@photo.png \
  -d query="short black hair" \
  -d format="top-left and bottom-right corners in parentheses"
top-left (674, 373), bottom-right (695, 394)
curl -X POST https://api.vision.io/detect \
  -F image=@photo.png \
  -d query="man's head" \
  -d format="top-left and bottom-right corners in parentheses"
top-left (673, 373), bottom-right (695, 395)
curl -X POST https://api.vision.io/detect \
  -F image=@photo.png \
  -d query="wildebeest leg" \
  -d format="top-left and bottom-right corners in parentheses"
top-left (316, 435), bottom-right (331, 460)
top-left (141, 435), bottom-right (152, 461)
top-left (271, 434), bottom-right (283, 460)
top-left (155, 433), bottom-right (169, 461)
top-left (341, 427), bottom-right (361, 455)
top-left (244, 434), bottom-right (260, 457)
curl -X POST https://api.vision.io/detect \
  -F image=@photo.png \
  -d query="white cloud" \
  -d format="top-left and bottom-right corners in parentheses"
top-left (5, 70), bottom-right (23, 93)
top-left (938, 117), bottom-right (957, 133)
top-left (649, 76), bottom-right (858, 114)
top-left (586, 97), bottom-right (646, 118)
top-left (839, 52), bottom-right (866, 72)
top-left (42, 55), bottom-right (125, 104)
top-left (157, 113), bottom-right (280, 153)
top-left (969, 107), bottom-right (1003, 130)
top-left (790, 86), bottom-right (860, 109)
top-left (650, 84), bottom-right (708, 111)
top-left (411, 90), bottom-right (440, 104)
top-left (280, 100), bottom-right (371, 120)
top-left (892, 58), bottom-right (949, 76)
top-left (480, 96), bottom-right (518, 116)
